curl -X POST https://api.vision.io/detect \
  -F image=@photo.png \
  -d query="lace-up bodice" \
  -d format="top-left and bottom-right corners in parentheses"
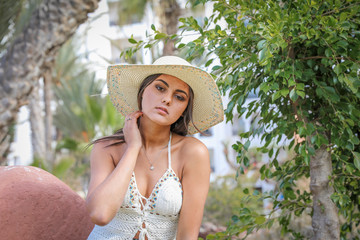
top-left (88, 133), bottom-right (183, 240)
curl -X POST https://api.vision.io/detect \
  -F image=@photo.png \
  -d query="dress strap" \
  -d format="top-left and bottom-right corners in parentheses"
top-left (167, 132), bottom-right (172, 169)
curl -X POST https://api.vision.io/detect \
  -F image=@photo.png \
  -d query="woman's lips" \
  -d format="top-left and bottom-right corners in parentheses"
top-left (156, 107), bottom-right (168, 114)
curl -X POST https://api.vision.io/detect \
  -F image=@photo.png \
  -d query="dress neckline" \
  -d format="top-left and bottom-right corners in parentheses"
top-left (132, 168), bottom-right (180, 200)
top-left (132, 132), bottom-right (180, 200)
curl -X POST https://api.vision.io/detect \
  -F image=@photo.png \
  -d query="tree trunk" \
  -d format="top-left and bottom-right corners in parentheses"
top-left (158, 0), bottom-right (180, 56)
top-left (29, 81), bottom-right (46, 162)
top-left (310, 145), bottom-right (340, 240)
top-left (0, 0), bottom-right (99, 164)
top-left (43, 66), bottom-right (54, 167)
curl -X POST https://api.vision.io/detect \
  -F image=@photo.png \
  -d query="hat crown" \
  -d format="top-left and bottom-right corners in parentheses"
top-left (153, 56), bottom-right (192, 66)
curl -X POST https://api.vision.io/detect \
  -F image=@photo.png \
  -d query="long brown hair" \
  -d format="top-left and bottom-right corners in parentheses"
top-left (90, 74), bottom-right (199, 147)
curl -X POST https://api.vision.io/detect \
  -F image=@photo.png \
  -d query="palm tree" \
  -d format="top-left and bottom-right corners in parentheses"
top-left (52, 36), bottom-right (120, 142)
top-left (0, 0), bottom-right (100, 164)
top-left (48, 37), bottom-right (121, 192)
top-left (43, 64), bottom-right (54, 164)
top-left (29, 80), bottom-right (47, 161)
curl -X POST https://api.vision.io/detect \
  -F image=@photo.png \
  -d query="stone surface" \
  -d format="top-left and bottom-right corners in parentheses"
top-left (0, 166), bottom-right (94, 240)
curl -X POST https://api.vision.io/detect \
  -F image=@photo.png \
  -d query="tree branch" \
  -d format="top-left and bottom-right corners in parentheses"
top-left (321, 3), bottom-right (359, 16)
top-left (299, 56), bottom-right (360, 64)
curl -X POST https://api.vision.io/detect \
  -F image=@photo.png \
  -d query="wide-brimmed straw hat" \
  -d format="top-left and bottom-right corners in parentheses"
top-left (107, 56), bottom-right (224, 135)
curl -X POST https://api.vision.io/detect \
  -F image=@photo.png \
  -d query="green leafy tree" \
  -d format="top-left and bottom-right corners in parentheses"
top-left (125, 0), bottom-right (360, 239)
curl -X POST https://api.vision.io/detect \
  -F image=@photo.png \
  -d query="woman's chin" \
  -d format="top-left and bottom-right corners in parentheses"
top-left (141, 115), bottom-right (173, 127)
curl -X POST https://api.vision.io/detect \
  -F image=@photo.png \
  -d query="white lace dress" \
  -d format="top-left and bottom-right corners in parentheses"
top-left (87, 133), bottom-right (183, 240)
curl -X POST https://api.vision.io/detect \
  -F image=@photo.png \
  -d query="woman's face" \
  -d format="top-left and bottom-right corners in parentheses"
top-left (141, 74), bottom-right (190, 127)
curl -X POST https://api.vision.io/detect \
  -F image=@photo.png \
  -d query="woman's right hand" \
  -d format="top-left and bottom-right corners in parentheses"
top-left (123, 111), bottom-right (143, 149)
top-left (86, 111), bottom-right (143, 225)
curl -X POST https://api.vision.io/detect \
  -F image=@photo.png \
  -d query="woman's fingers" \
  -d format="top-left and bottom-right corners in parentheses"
top-left (125, 111), bottom-right (142, 122)
top-left (123, 111), bottom-right (143, 148)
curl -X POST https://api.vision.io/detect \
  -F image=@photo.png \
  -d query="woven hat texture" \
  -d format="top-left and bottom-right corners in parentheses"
top-left (107, 56), bottom-right (224, 135)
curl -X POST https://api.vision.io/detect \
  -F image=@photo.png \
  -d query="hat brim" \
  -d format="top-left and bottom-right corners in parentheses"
top-left (107, 64), bottom-right (224, 135)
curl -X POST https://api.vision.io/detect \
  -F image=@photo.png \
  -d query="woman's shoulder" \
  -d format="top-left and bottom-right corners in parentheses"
top-left (181, 135), bottom-right (207, 149)
top-left (175, 135), bottom-right (209, 161)
top-left (174, 135), bottom-right (210, 180)
top-left (91, 139), bottom-right (126, 163)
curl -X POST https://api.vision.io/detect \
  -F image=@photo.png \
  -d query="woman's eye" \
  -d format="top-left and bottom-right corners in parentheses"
top-left (175, 95), bottom-right (185, 101)
top-left (155, 85), bottom-right (164, 91)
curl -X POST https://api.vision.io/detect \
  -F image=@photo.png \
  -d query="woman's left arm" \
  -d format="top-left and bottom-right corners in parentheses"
top-left (176, 139), bottom-right (211, 240)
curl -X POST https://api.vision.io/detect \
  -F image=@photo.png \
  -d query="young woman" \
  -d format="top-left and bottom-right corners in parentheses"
top-left (86, 56), bottom-right (224, 240)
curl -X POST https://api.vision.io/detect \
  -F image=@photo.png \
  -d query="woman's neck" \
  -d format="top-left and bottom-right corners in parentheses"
top-left (138, 117), bottom-right (171, 149)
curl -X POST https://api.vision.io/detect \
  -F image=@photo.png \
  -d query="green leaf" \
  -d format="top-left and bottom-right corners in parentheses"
top-left (316, 87), bottom-right (324, 97)
top-left (325, 48), bottom-right (332, 57)
top-left (304, 155), bottom-right (310, 165)
top-left (205, 235), bottom-right (214, 240)
top-left (244, 140), bottom-right (250, 151)
top-left (212, 65), bottom-right (221, 71)
top-left (260, 82), bottom-right (270, 93)
top-left (345, 164), bottom-right (355, 174)
top-left (323, 86), bottom-right (340, 102)
top-left (280, 89), bottom-right (289, 97)
top-left (272, 91), bottom-right (282, 102)
top-left (289, 88), bottom-right (298, 101)
top-left (258, 48), bottom-right (267, 62)
top-left (296, 90), bottom-right (305, 99)
top-left (155, 33), bottom-right (167, 39)
top-left (255, 216), bottom-right (266, 224)
top-left (257, 40), bottom-right (266, 50)
top-left (311, 135), bottom-right (317, 144)
top-left (336, 40), bottom-right (348, 49)
top-left (334, 64), bottom-right (342, 75)
top-left (353, 152), bottom-right (360, 170)
top-left (128, 38), bottom-right (137, 44)
top-left (205, 58), bottom-right (214, 67)
top-left (340, 12), bottom-right (348, 22)
top-left (274, 69), bottom-right (281, 76)
top-left (177, 43), bottom-right (185, 49)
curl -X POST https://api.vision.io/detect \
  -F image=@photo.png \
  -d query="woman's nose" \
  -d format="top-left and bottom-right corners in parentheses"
top-left (161, 94), bottom-right (171, 105)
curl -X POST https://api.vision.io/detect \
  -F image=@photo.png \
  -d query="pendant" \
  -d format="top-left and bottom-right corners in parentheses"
top-left (150, 165), bottom-right (155, 171)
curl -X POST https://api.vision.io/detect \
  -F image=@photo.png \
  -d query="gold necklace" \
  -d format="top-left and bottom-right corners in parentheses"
top-left (142, 143), bottom-right (169, 171)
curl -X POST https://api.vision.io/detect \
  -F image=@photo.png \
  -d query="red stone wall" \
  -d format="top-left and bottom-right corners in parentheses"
top-left (0, 166), bottom-right (94, 240)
